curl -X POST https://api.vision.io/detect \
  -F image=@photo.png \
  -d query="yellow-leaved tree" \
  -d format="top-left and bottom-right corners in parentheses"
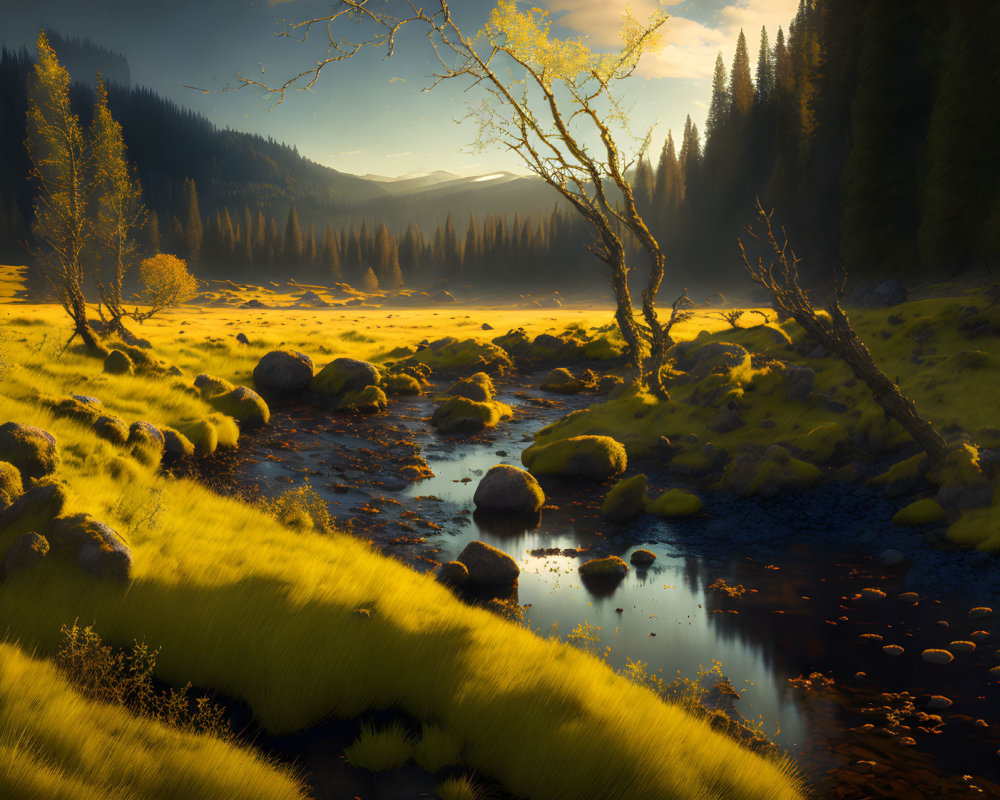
top-left (134, 253), bottom-right (198, 321)
top-left (232, 0), bottom-right (690, 397)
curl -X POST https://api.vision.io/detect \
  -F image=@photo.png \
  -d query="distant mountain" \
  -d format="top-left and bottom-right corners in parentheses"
top-left (47, 31), bottom-right (131, 88)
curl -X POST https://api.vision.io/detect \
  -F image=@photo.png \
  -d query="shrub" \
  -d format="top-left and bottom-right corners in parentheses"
top-left (436, 775), bottom-right (482, 800)
top-left (343, 720), bottom-right (413, 772)
top-left (412, 722), bottom-right (463, 772)
top-left (260, 485), bottom-right (333, 534)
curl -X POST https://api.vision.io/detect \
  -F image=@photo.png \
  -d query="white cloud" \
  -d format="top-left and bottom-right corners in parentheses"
top-left (338, 150), bottom-right (362, 156)
top-left (539, 0), bottom-right (798, 80)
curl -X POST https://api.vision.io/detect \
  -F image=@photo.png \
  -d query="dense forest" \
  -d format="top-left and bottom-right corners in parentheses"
top-left (1, 0), bottom-right (998, 295)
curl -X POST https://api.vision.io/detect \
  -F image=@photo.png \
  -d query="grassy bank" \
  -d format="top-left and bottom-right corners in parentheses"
top-left (0, 271), bottom-right (802, 799)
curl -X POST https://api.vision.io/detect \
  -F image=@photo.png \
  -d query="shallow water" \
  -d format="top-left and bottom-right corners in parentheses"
top-left (202, 377), bottom-right (1000, 797)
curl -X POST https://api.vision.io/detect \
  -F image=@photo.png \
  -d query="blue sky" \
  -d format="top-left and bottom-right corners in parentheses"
top-left (2, 0), bottom-right (798, 177)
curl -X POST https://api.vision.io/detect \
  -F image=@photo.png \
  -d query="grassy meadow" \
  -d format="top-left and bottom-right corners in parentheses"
top-left (0, 266), bottom-right (806, 800)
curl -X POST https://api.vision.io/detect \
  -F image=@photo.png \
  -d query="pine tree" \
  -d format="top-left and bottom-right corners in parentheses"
top-left (755, 27), bottom-right (774, 105)
top-left (283, 205), bottom-right (303, 268)
top-left (322, 224), bottom-right (341, 280)
top-left (146, 210), bottom-right (161, 255)
top-left (181, 177), bottom-right (202, 266)
top-left (705, 51), bottom-right (731, 148)
top-left (773, 27), bottom-right (796, 151)
top-left (730, 29), bottom-right (754, 118)
top-left (631, 155), bottom-right (655, 217)
top-left (464, 214), bottom-right (480, 267)
top-left (25, 29), bottom-right (101, 351)
top-left (443, 213), bottom-right (462, 280)
top-left (241, 206), bottom-right (253, 266)
top-left (91, 74), bottom-right (146, 332)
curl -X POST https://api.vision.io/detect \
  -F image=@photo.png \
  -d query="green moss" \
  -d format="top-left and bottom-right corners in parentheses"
top-left (715, 446), bottom-right (821, 498)
top-left (431, 396), bottom-right (512, 434)
top-left (522, 435), bottom-right (627, 481)
top-left (0, 482), bottom-right (71, 545)
top-left (646, 488), bottom-right (703, 518)
top-left (408, 338), bottom-right (511, 373)
top-left (948, 498), bottom-right (1000, 550)
top-left (792, 422), bottom-right (850, 465)
top-left (927, 442), bottom-right (984, 487)
top-left (869, 453), bottom-right (926, 489)
top-left (177, 419), bottom-right (218, 456)
top-left (581, 336), bottom-right (622, 361)
top-left (337, 386), bottom-right (387, 414)
top-left (579, 555), bottom-right (629, 579)
top-left (600, 474), bottom-right (648, 521)
top-left (384, 374), bottom-right (422, 395)
top-left (0, 461), bottom-right (24, 509)
top-left (208, 386), bottom-right (270, 428)
top-left (542, 368), bottom-right (586, 394)
top-left (893, 498), bottom-right (948, 527)
top-left (953, 350), bottom-right (990, 370)
top-left (668, 445), bottom-right (718, 477)
top-left (446, 372), bottom-right (495, 402)
top-left (312, 358), bottom-right (381, 397)
top-left (194, 374), bottom-right (235, 398)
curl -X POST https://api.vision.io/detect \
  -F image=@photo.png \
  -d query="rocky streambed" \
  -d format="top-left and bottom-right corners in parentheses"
top-left (191, 374), bottom-right (1000, 799)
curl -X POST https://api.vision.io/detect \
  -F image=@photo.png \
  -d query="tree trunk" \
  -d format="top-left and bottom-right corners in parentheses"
top-left (608, 255), bottom-right (644, 383)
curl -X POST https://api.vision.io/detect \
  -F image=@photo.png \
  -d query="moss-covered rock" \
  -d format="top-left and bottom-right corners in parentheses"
top-left (0, 461), bottom-right (24, 510)
top-left (714, 445), bottom-right (821, 498)
top-left (456, 540), bottom-right (519, 586)
top-left (312, 358), bottom-right (381, 398)
top-left (953, 350), bottom-right (990, 370)
top-left (0, 482), bottom-right (70, 540)
top-left (581, 336), bottom-right (622, 361)
top-left (431, 396), bottom-right (512, 434)
top-left (522, 435), bottom-right (627, 481)
top-left (208, 386), bottom-right (270, 428)
top-left (928, 443), bottom-right (993, 510)
top-left (407, 338), bottom-right (511, 374)
top-left (893, 498), bottom-right (948, 528)
top-left (436, 560), bottom-right (469, 587)
top-left (793, 422), bottom-right (851, 465)
top-left (646, 488), bottom-right (704, 518)
top-left (383, 373), bottom-right (422, 396)
top-left (177, 419), bottom-right (218, 456)
top-left (600, 474), bottom-right (648, 521)
top-left (868, 453), bottom-right (928, 496)
top-left (93, 415), bottom-right (129, 446)
top-left (579, 556), bottom-right (629, 580)
top-left (45, 396), bottom-right (102, 426)
top-left (446, 372), bottom-right (495, 402)
top-left (491, 329), bottom-right (530, 358)
top-left (542, 368), bottom-right (586, 394)
top-left (194, 373), bottom-right (236, 398)
top-left (629, 549), bottom-right (656, 566)
top-left (127, 421), bottom-right (165, 455)
top-left (0, 422), bottom-right (59, 480)
top-left (3, 531), bottom-right (49, 577)
top-left (48, 513), bottom-right (132, 582)
top-left (473, 464), bottom-right (545, 514)
top-left (667, 443), bottom-right (719, 477)
top-left (103, 349), bottom-right (133, 375)
top-left (252, 350), bottom-right (314, 393)
top-left (337, 386), bottom-right (388, 414)
top-left (161, 427), bottom-right (196, 460)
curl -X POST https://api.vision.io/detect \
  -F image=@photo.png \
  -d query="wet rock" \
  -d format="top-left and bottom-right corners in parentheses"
top-left (337, 386), bottom-right (387, 414)
top-left (432, 396), bottom-right (512, 434)
top-left (541, 368), bottom-right (586, 394)
top-left (882, 645), bottom-right (905, 656)
top-left (629, 549), bottom-right (656, 566)
top-left (579, 556), bottom-right (628, 581)
top-left (3, 531), bottom-right (49, 576)
top-left (473, 465), bottom-right (545, 514)
top-left (970, 607), bottom-right (993, 619)
top-left (456, 540), bottom-right (519, 587)
top-left (861, 587), bottom-right (887, 600)
top-left (209, 385), bottom-right (270, 428)
top-left (522, 435), bottom-right (627, 481)
top-left (857, 633), bottom-right (883, 643)
top-left (312, 358), bottom-right (381, 398)
top-left (103, 348), bottom-right (133, 375)
top-left (0, 461), bottom-right (24, 509)
top-left (93, 415), bottom-right (129, 445)
top-left (600, 475), bottom-right (648, 521)
top-left (445, 372), bottom-right (495, 402)
top-left (436, 560), bottom-right (469, 586)
top-left (921, 649), bottom-right (954, 664)
top-left (881, 549), bottom-right (905, 567)
top-left (383, 373), bottom-right (422, 396)
top-left (0, 422), bottom-right (59, 480)
top-left (949, 640), bottom-right (976, 654)
top-left (253, 350), bottom-right (314, 393)
top-left (925, 696), bottom-right (952, 710)
top-left (49, 514), bottom-right (132, 582)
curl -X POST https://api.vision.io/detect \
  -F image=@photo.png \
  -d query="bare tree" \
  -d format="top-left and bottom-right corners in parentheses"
top-left (224, 0), bottom-right (690, 396)
top-left (739, 201), bottom-right (948, 461)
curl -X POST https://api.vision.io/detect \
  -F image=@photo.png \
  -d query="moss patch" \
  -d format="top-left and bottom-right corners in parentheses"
top-left (431, 396), bottom-right (512, 434)
top-left (792, 422), bottom-right (850, 465)
top-left (522, 435), bottom-right (627, 481)
top-left (600, 475), bottom-right (648, 521)
top-left (646, 488), bottom-right (703, 518)
top-left (893, 498), bottom-right (948, 528)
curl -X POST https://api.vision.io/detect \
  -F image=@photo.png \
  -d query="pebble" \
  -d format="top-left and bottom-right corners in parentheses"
top-left (855, 671), bottom-right (867, 679)
top-left (971, 607), bottom-right (993, 619)
top-left (861, 587), bottom-right (887, 600)
top-left (851, 760), bottom-right (876, 774)
top-left (897, 736), bottom-right (917, 747)
top-left (922, 649), bottom-right (954, 664)
top-left (858, 633), bottom-right (884, 643)
top-left (949, 640), bottom-right (976, 654)
top-left (926, 695), bottom-right (952, 710)
top-left (881, 549), bottom-right (905, 566)
top-left (936, 620), bottom-right (950, 628)
top-left (990, 666), bottom-right (1000, 680)
top-left (897, 591), bottom-right (919, 603)
top-left (976, 719), bottom-right (988, 728)
top-left (970, 630), bottom-right (990, 640)
top-left (882, 644), bottom-right (905, 656)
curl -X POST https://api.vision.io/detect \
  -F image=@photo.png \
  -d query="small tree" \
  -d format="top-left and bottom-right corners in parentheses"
top-left (133, 253), bottom-right (198, 322)
top-left (738, 201), bottom-right (947, 461)
top-left (25, 29), bottom-right (102, 353)
top-left (92, 75), bottom-right (147, 335)
top-left (230, 0), bottom-right (689, 396)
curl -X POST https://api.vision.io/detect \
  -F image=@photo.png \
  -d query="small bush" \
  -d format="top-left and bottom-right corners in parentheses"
top-left (436, 775), bottom-right (482, 800)
top-left (56, 621), bottom-right (230, 739)
top-left (412, 722), bottom-right (463, 772)
top-left (343, 719), bottom-right (414, 772)
top-left (261, 484), bottom-right (333, 534)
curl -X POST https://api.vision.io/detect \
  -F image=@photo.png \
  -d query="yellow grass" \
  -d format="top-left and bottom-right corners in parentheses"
top-left (0, 265), bottom-right (804, 799)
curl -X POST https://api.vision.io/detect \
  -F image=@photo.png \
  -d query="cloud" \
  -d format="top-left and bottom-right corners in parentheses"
top-left (539, 0), bottom-right (798, 80)
top-left (338, 150), bottom-right (362, 156)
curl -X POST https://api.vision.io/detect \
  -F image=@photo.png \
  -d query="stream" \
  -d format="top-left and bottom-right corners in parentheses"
top-left (195, 374), bottom-right (1000, 799)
